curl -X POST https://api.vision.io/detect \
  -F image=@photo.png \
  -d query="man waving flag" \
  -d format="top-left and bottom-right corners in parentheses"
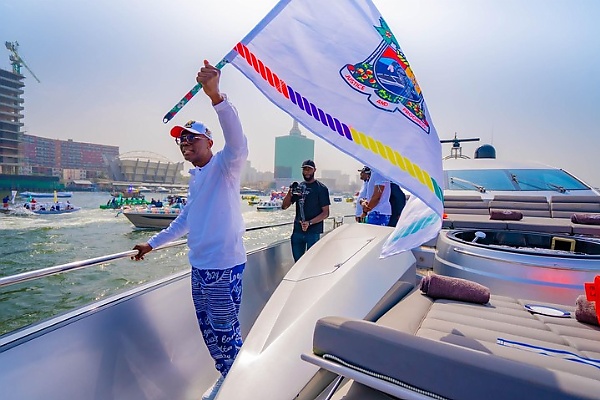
top-left (167, 0), bottom-right (444, 257)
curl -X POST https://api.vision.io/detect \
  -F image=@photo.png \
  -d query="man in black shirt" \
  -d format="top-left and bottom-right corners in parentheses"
top-left (282, 159), bottom-right (331, 261)
top-left (388, 182), bottom-right (407, 227)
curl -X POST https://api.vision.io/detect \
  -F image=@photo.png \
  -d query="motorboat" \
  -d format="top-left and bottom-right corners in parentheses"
top-left (22, 201), bottom-right (80, 214)
top-left (110, 189), bottom-right (144, 199)
top-left (256, 199), bottom-right (282, 211)
top-left (242, 194), bottom-right (261, 205)
top-left (136, 186), bottom-right (152, 193)
top-left (122, 205), bottom-right (182, 229)
top-left (0, 204), bottom-right (18, 214)
top-left (155, 186), bottom-right (170, 193)
top-left (19, 191), bottom-right (73, 199)
top-left (4, 133), bottom-right (600, 399)
top-left (99, 195), bottom-right (149, 209)
top-left (3, 142), bottom-right (600, 399)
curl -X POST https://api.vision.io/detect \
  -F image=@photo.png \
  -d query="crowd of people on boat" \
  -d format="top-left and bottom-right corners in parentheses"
top-left (104, 196), bottom-right (148, 209)
top-left (23, 199), bottom-right (75, 212)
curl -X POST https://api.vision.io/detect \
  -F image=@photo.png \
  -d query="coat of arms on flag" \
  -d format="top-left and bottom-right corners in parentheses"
top-left (340, 18), bottom-right (430, 133)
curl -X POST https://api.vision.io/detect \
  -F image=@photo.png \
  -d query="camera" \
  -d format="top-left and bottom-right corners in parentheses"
top-left (290, 181), bottom-right (305, 196)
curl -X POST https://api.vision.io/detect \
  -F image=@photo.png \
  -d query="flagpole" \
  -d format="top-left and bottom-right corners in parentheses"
top-left (162, 0), bottom-right (292, 124)
top-left (162, 59), bottom-right (228, 123)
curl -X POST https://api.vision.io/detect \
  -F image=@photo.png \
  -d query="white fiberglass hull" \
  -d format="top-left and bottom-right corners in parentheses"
top-left (123, 210), bottom-right (178, 229)
top-left (216, 223), bottom-right (416, 399)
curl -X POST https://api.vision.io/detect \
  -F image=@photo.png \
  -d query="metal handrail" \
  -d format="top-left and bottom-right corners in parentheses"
top-left (0, 240), bottom-right (188, 289)
top-left (0, 216), bottom-right (354, 289)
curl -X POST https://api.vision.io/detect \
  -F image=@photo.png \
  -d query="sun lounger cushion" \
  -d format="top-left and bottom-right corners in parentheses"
top-left (550, 196), bottom-right (600, 219)
top-left (488, 200), bottom-right (551, 218)
top-left (489, 209), bottom-right (523, 220)
top-left (444, 214), bottom-right (508, 230)
top-left (419, 274), bottom-right (490, 304)
top-left (572, 213), bottom-right (600, 225)
top-left (505, 216), bottom-right (573, 234)
top-left (443, 194), bottom-right (490, 215)
top-left (311, 289), bottom-right (600, 400)
top-left (576, 295), bottom-right (600, 326)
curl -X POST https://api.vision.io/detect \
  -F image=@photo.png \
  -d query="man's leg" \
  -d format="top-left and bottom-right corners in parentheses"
top-left (191, 264), bottom-right (245, 377)
top-left (305, 233), bottom-right (321, 252)
top-left (291, 232), bottom-right (306, 262)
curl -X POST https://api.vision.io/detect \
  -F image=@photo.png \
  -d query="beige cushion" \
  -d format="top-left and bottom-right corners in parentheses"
top-left (312, 289), bottom-right (600, 400)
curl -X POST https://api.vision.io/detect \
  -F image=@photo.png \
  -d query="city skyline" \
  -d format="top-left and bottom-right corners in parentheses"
top-left (2, 1), bottom-right (599, 185)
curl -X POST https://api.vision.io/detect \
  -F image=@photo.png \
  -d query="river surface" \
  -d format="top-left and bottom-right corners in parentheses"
top-left (0, 192), bottom-right (356, 336)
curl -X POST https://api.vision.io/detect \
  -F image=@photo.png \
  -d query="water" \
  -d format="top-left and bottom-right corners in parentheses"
top-left (0, 192), bottom-right (356, 336)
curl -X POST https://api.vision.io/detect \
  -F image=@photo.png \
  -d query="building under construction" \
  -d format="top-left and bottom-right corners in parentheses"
top-left (0, 42), bottom-right (184, 191)
top-left (0, 66), bottom-right (23, 175)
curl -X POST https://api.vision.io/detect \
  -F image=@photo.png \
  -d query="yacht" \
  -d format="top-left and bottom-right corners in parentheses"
top-left (2, 141), bottom-right (600, 399)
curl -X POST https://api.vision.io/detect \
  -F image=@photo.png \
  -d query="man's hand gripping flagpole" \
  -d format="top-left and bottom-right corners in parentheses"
top-left (162, 59), bottom-right (229, 123)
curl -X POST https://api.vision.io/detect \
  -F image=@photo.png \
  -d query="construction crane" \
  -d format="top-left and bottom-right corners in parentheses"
top-left (4, 41), bottom-right (41, 83)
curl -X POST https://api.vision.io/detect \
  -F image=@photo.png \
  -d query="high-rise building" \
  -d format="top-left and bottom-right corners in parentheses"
top-left (274, 120), bottom-right (314, 188)
top-left (0, 68), bottom-right (24, 175)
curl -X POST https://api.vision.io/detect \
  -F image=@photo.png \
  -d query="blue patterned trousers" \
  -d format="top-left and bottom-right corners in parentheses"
top-left (191, 263), bottom-right (245, 377)
top-left (366, 211), bottom-right (391, 226)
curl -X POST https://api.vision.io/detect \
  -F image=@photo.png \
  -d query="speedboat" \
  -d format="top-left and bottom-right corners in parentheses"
top-left (4, 137), bottom-right (600, 399)
top-left (2, 142), bottom-right (600, 399)
top-left (243, 194), bottom-right (261, 205)
top-left (0, 205), bottom-right (16, 214)
top-left (122, 205), bottom-right (182, 228)
top-left (23, 201), bottom-right (80, 214)
top-left (19, 191), bottom-right (73, 198)
top-left (99, 195), bottom-right (149, 209)
top-left (256, 199), bottom-right (283, 211)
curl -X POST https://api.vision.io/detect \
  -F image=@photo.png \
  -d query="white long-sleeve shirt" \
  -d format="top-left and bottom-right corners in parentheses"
top-left (148, 96), bottom-right (248, 270)
top-left (355, 180), bottom-right (367, 217)
top-left (365, 170), bottom-right (391, 216)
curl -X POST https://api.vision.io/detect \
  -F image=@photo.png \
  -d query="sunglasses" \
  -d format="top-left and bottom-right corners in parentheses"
top-left (175, 132), bottom-right (204, 145)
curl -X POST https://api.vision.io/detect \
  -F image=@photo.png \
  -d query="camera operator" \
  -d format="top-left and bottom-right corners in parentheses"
top-left (282, 159), bottom-right (330, 262)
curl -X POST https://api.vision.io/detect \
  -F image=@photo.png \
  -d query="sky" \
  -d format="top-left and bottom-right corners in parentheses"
top-left (1, 0), bottom-right (600, 185)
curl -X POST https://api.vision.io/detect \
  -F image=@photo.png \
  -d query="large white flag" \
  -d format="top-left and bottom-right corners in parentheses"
top-left (223, 0), bottom-right (443, 256)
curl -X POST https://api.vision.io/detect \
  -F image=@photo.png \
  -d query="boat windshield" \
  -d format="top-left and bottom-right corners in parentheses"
top-left (445, 168), bottom-right (590, 192)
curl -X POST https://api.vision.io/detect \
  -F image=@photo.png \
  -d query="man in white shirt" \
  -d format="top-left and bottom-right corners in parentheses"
top-left (132, 60), bottom-right (248, 400)
top-left (360, 168), bottom-right (392, 226)
top-left (355, 166), bottom-right (370, 222)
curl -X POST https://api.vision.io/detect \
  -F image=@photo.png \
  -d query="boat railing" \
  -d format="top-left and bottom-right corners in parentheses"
top-left (0, 215), bottom-right (354, 289)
